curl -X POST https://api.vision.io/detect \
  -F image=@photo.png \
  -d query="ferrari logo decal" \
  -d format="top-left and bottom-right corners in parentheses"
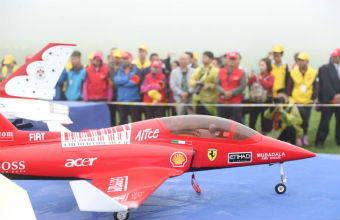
top-left (208, 148), bottom-right (217, 161)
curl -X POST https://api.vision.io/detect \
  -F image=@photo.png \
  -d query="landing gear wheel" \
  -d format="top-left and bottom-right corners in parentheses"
top-left (113, 211), bottom-right (130, 220)
top-left (275, 183), bottom-right (286, 194)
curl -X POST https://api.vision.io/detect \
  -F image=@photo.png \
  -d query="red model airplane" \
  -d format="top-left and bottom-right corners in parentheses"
top-left (0, 114), bottom-right (315, 220)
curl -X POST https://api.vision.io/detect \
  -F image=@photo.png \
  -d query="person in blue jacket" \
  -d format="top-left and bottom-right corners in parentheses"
top-left (53, 67), bottom-right (67, 100)
top-left (114, 51), bottom-right (141, 124)
top-left (65, 51), bottom-right (86, 101)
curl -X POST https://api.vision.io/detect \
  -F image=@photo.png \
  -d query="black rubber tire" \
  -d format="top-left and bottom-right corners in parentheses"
top-left (113, 211), bottom-right (130, 220)
top-left (275, 183), bottom-right (286, 194)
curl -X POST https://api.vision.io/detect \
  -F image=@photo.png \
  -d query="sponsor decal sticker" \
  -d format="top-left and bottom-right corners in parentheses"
top-left (171, 140), bottom-right (192, 145)
top-left (170, 152), bottom-right (188, 167)
top-left (107, 176), bottom-right (128, 192)
top-left (0, 132), bottom-right (14, 141)
top-left (208, 148), bottom-right (218, 161)
top-left (29, 132), bottom-right (45, 141)
top-left (135, 128), bottom-right (159, 141)
top-left (65, 157), bottom-right (97, 167)
top-left (61, 124), bottom-right (132, 148)
top-left (228, 152), bottom-right (252, 163)
top-left (0, 161), bottom-right (25, 173)
top-left (257, 152), bottom-right (286, 160)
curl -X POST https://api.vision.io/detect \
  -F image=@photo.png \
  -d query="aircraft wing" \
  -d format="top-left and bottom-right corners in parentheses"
top-left (0, 98), bottom-right (72, 125)
top-left (70, 167), bottom-right (184, 212)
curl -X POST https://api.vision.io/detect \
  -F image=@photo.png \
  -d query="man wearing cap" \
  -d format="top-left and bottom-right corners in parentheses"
top-left (215, 51), bottom-right (246, 123)
top-left (170, 53), bottom-right (195, 115)
top-left (288, 52), bottom-right (318, 147)
top-left (140, 60), bottom-right (167, 119)
top-left (0, 54), bottom-right (18, 81)
top-left (315, 48), bottom-right (340, 148)
top-left (190, 51), bottom-right (219, 115)
top-left (268, 44), bottom-right (290, 98)
top-left (136, 45), bottom-right (150, 71)
top-left (83, 52), bottom-right (111, 102)
top-left (114, 51), bottom-right (141, 124)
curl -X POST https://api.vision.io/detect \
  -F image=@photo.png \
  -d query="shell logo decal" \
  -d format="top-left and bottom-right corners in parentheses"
top-left (170, 152), bottom-right (188, 167)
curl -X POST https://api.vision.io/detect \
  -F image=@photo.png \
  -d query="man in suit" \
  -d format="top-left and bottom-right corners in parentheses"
top-left (315, 48), bottom-right (340, 148)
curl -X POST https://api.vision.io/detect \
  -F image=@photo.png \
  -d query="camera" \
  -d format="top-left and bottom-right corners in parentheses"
top-left (194, 81), bottom-right (204, 94)
top-left (273, 97), bottom-right (285, 104)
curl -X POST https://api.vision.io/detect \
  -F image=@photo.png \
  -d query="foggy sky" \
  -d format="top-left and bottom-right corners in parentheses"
top-left (1, 0), bottom-right (339, 69)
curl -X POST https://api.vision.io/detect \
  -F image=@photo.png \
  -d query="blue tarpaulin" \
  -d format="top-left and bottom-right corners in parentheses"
top-left (13, 153), bottom-right (340, 220)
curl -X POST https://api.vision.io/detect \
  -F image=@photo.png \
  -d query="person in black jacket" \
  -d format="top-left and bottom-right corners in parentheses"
top-left (315, 48), bottom-right (340, 148)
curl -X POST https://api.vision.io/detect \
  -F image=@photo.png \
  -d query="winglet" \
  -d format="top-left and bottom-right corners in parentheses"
top-left (69, 180), bottom-right (128, 212)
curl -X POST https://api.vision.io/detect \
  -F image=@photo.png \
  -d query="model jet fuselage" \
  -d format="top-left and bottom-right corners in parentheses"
top-left (0, 115), bottom-right (315, 177)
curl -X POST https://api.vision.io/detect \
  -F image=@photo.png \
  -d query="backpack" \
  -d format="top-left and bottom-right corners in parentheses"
top-left (249, 76), bottom-right (269, 103)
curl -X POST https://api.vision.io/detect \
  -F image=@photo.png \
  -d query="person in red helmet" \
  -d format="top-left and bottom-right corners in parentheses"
top-left (83, 51), bottom-right (111, 101)
top-left (141, 60), bottom-right (167, 119)
top-left (114, 51), bottom-right (141, 124)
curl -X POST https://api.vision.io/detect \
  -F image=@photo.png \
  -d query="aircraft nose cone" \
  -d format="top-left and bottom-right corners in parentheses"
top-left (294, 147), bottom-right (316, 159)
top-left (262, 136), bottom-right (316, 161)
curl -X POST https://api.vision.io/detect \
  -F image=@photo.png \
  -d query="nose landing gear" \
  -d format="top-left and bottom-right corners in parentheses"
top-left (113, 211), bottom-right (130, 220)
top-left (275, 162), bottom-right (287, 194)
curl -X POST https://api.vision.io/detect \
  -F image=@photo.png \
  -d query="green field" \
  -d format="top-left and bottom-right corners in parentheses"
top-left (251, 108), bottom-right (339, 155)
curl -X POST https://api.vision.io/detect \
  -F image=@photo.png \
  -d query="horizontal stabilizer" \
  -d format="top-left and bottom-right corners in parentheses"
top-left (70, 180), bottom-right (128, 212)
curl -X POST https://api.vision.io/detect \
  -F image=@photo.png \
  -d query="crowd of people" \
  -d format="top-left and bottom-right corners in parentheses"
top-left (1, 44), bottom-right (339, 148)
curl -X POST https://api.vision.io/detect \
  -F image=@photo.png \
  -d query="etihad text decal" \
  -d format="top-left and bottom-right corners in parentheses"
top-left (61, 124), bottom-right (132, 148)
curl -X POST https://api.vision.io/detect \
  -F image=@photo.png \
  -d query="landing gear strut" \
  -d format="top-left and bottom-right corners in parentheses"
top-left (275, 162), bottom-right (287, 194)
top-left (113, 211), bottom-right (129, 220)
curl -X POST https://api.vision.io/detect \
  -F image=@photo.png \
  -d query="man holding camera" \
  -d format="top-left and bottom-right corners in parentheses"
top-left (215, 51), bottom-right (246, 123)
top-left (264, 90), bottom-right (303, 144)
top-left (190, 51), bottom-right (219, 115)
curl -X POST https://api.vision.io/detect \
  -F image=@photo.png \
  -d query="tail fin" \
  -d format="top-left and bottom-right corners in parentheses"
top-left (0, 43), bottom-right (76, 100)
top-left (0, 113), bottom-right (17, 142)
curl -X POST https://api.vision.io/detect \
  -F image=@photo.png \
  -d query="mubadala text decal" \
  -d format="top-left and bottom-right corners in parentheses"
top-left (228, 152), bottom-right (252, 163)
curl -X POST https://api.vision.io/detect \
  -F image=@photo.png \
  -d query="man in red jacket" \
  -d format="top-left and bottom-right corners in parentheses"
top-left (215, 51), bottom-right (246, 123)
top-left (83, 52), bottom-right (111, 101)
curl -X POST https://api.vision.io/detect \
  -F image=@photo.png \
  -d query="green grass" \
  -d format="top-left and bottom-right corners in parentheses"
top-left (250, 108), bottom-right (339, 155)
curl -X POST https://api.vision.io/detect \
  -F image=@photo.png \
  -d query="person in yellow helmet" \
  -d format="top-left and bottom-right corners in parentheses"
top-left (107, 48), bottom-right (123, 126)
top-left (192, 52), bottom-right (199, 69)
top-left (87, 51), bottom-right (96, 67)
top-left (185, 52), bottom-right (198, 69)
top-left (267, 44), bottom-right (291, 98)
top-left (287, 52), bottom-right (318, 147)
top-left (1, 54), bottom-right (18, 81)
top-left (135, 45), bottom-right (150, 70)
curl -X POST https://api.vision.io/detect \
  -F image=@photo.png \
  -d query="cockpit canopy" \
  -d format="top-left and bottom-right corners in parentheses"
top-left (161, 115), bottom-right (257, 141)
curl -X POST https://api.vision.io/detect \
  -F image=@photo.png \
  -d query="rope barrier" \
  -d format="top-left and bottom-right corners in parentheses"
top-left (103, 101), bottom-right (340, 107)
